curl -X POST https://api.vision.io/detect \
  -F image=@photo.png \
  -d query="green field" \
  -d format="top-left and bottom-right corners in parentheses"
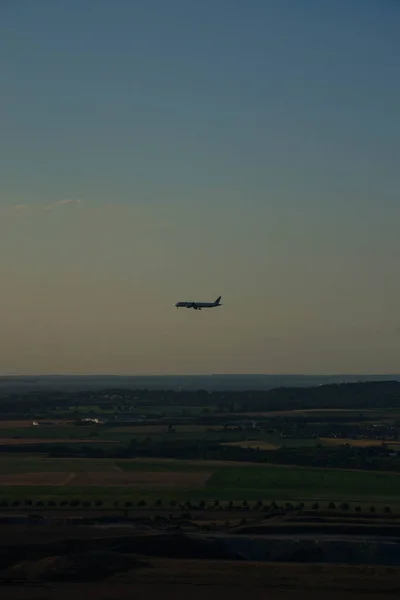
top-left (0, 424), bottom-right (327, 448)
top-left (0, 457), bottom-right (399, 507)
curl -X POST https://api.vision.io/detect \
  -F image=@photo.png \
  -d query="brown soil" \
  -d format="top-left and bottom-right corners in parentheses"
top-left (0, 526), bottom-right (400, 598)
top-left (0, 420), bottom-right (34, 429)
top-left (322, 438), bottom-right (400, 447)
top-left (0, 472), bottom-right (67, 485)
top-left (223, 440), bottom-right (279, 450)
top-left (1, 562), bottom-right (399, 599)
top-left (68, 471), bottom-right (212, 487)
top-left (0, 470), bottom-right (211, 487)
top-left (0, 438), bottom-right (120, 445)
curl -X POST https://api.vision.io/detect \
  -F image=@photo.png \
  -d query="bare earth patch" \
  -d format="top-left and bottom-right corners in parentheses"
top-left (0, 439), bottom-right (120, 445)
top-left (68, 471), bottom-right (212, 487)
top-left (0, 470), bottom-right (212, 487)
top-left (0, 472), bottom-right (68, 485)
top-left (0, 421), bottom-right (34, 429)
top-left (236, 409), bottom-right (382, 417)
top-left (223, 440), bottom-right (279, 450)
top-left (124, 457), bottom-right (268, 468)
top-left (322, 438), bottom-right (400, 447)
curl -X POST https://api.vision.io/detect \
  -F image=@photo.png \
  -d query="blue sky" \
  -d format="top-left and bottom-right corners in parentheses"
top-left (1, 0), bottom-right (399, 374)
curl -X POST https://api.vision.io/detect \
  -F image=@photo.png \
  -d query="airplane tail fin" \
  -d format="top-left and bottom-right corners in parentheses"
top-left (215, 296), bottom-right (222, 305)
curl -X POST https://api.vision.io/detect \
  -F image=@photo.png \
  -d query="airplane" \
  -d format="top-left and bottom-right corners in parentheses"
top-left (175, 296), bottom-right (222, 310)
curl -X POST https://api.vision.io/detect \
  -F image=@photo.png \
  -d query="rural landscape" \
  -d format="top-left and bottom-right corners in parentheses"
top-left (1, 378), bottom-right (400, 598)
top-left (4, 1), bottom-right (399, 598)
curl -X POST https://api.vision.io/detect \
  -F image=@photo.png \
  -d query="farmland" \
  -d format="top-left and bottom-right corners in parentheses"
top-left (0, 381), bottom-right (400, 508)
top-left (322, 438), bottom-right (400, 447)
top-left (1, 379), bottom-right (400, 592)
top-left (223, 440), bottom-right (279, 450)
top-left (2, 530), bottom-right (400, 598)
top-left (0, 456), bottom-right (400, 509)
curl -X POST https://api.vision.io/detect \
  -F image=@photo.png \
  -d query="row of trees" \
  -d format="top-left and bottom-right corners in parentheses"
top-left (0, 498), bottom-right (392, 514)
top-left (1, 380), bottom-right (400, 416)
top-left (1, 437), bottom-right (399, 475)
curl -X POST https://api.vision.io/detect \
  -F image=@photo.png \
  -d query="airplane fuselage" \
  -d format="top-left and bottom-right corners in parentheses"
top-left (175, 296), bottom-right (222, 310)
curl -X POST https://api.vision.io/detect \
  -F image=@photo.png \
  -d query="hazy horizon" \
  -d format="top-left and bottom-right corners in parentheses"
top-left (1, 373), bottom-right (398, 393)
top-left (1, 1), bottom-right (400, 375)
top-left (1, 371), bottom-right (400, 378)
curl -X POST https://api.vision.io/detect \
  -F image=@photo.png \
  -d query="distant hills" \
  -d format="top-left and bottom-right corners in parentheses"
top-left (0, 374), bottom-right (398, 392)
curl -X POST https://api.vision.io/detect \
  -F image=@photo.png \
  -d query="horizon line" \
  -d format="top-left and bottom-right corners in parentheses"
top-left (1, 373), bottom-right (399, 378)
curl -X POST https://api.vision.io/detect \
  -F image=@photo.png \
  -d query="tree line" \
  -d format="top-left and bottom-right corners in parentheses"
top-left (1, 380), bottom-right (400, 415)
top-left (0, 498), bottom-right (392, 514)
top-left (1, 437), bottom-right (399, 473)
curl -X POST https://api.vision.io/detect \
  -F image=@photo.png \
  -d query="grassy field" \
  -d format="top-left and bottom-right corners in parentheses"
top-left (3, 420), bottom-right (396, 450)
top-left (0, 423), bottom-right (320, 446)
top-left (0, 425), bottom-right (106, 440)
top-left (0, 456), bottom-right (399, 506)
top-left (0, 407), bottom-right (399, 510)
top-left (236, 408), bottom-right (400, 423)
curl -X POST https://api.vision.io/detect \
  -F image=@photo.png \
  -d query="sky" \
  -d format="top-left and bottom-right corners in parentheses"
top-left (1, 0), bottom-right (399, 375)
